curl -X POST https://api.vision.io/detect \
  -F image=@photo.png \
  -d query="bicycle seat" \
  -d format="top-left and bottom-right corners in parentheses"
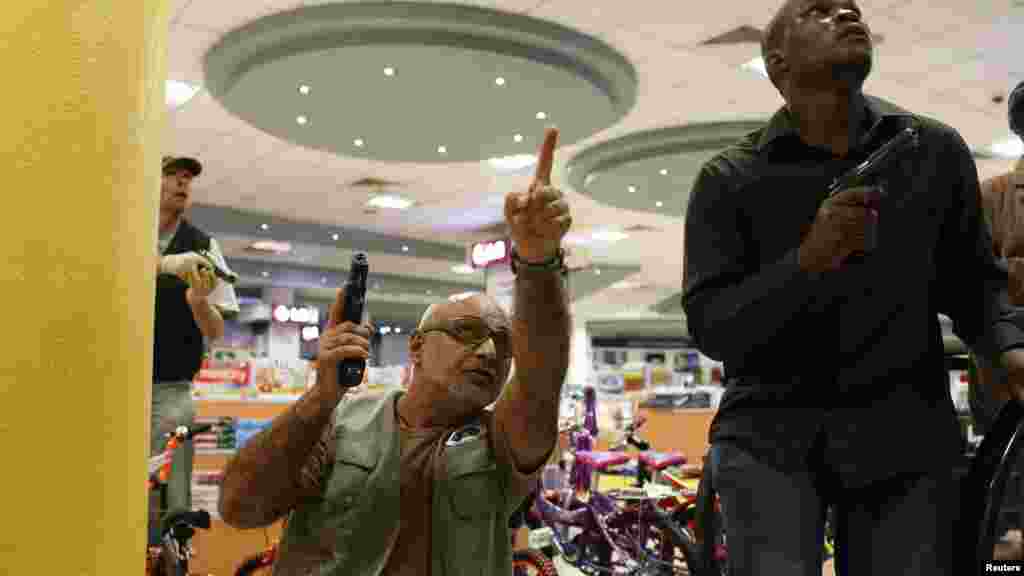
top-left (638, 451), bottom-right (687, 471)
top-left (576, 451), bottom-right (631, 471)
top-left (161, 508), bottom-right (212, 537)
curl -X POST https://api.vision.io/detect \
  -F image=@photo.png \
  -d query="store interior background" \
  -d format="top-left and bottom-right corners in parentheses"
top-left (154, 0), bottom-right (1020, 573)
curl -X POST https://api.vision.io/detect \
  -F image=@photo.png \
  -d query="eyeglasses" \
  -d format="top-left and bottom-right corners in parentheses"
top-left (416, 316), bottom-right (511, 358)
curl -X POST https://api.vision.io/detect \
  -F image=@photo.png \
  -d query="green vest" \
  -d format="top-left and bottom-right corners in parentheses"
top-left (277, 387), bottom-right (519, 576)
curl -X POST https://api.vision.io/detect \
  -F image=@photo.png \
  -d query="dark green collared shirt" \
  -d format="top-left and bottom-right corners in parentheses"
top-left (682, 95), bottom-right (1024, 486)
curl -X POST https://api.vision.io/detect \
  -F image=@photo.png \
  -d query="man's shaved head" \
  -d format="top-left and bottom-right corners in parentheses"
top-left (762, 0), bottom-right (797, 90)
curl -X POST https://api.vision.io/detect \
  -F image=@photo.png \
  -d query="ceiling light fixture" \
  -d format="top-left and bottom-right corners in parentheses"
top-left (437, 145), bottom-right (448, 154)
top-left (488, 154), bottom-right (536, 172)
top-left (495, 77), bottom-right (506, 86)
top-left (513, 134), bottom-right (523, 143)
top-left (384, 67), bottom-right (396, 77)
top-left (248, 240), bottom-right (292, 254)
top-left (166, 80), bottom-right (201, 109)
top-left (298, 84), bottom-right (311, 95)
top-left (353, 138), bottom-right (365, 147)
top-left (741, 56), bottom-right (769, 78)
top-left (296, 115), bottom-right (308, 125)
top-left (987, 134), bottom-right (1024, 159)
top-left (591, 229), bottom-right (629, 243)
top-left (451, 264), bottom-right (475, 275)
top-left (367, 194), bottom-right (414, 210)
top-left (536, 111), bottom-right (547, 120)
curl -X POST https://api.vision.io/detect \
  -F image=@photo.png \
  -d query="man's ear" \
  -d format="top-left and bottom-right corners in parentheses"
top-left (764, 50), bottom-right (788, 85)
top-left (409, 332), bottom-right (424, 366)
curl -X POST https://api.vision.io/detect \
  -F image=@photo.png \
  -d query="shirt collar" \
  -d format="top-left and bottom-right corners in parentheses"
top-left (755, 94), bottom-right (912, 152)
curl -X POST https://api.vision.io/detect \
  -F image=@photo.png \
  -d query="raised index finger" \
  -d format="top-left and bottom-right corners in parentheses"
top-left (533, 127), bottom-right (559, 186)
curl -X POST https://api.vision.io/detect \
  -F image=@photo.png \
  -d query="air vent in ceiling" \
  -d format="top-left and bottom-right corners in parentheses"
top-left (350, 177), bottom-right (403, 189)
top-left (700, 25), bottom-right (763, 46)
top-left (624, 224), bottom-right (659, 233)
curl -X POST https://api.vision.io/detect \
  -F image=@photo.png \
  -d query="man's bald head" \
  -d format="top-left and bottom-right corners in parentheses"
top-left (417, 292), bottom-right (508, 330)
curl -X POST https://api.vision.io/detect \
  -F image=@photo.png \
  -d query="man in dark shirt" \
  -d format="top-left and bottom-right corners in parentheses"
top-left (682, 1), bottom-right (1024, 574)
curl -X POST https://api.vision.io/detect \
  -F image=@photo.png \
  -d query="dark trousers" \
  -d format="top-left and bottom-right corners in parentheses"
top-left (711, 441), bottom-right (958, 576)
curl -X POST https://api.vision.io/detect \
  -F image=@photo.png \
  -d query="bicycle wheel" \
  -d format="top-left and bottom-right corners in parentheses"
top-left (512, 549), bottom-right (558, 576)
top-left (644, 509), bottom-right (699, 575)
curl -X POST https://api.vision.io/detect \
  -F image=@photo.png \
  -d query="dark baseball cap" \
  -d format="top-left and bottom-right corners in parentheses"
top-left (162, 155), bottom-right (202, 177)
top-left (1010, 81), bottom-right (1024, 137)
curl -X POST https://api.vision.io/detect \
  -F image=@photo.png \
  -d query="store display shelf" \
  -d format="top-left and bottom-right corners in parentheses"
top-left (194, 394), bottom-right (301, 404)
top-left (196, 449), bottom-right (236, 456)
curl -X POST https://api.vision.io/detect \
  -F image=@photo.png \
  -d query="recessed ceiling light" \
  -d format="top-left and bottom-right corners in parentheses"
top-left (298, 84), bottom-right (311, 95)
top-left (166, 80), bottom-right (200, 109)
top-left (656, 201), bottom-right (664, 208)
top-left (495, 77), bottom-right (506, 86)
top-left (367, 194), bottom-right (413, 210)
top-left (296, 115), bottom-right (308, 125)
top-left (741, 56), bottom-right (769, 78)
top-left (628, 186), bottom-right (637, 193)
top-left (353, 138), bottom-right (364, 147)
top-left (332, 233), bottom-right (340, 241)
top-left (660, 168), bottom-right (669, 175)
top-left (401, 245), bottom-right (409, 252)
top-left (452, 264), bottom-right (475, 275)
top-left (260, 223), bottom-right (270, 230)
top-left (536, 111), bottom-right (547, 120)
top-left (513, 134), bottom-right (523, 143)
top-left (437, 145), bottom-right (448, 154)
top-left (383, 67), bottom-right (396, 77)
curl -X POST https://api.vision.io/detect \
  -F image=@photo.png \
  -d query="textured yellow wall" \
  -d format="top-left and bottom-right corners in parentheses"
top-left (0, 2), bottom-right (169, 572)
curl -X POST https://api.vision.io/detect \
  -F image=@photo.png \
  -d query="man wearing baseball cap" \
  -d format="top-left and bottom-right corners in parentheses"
top-left (150, 155), bottom-right (239, 546)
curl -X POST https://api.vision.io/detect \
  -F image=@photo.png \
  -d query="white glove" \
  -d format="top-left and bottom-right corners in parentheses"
top-left (160, 252), bottom-right (209, 281)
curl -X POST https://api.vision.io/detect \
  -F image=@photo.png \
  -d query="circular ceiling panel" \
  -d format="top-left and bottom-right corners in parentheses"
top-left (566, 121), bottom-right (767, 216)
top-left (203, 2), bottom-right (637, 163)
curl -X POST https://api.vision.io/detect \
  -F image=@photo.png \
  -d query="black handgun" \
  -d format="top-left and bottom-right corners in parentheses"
top-left (827, 126), bottom-right (920, 197)
top-left (338, 253), bottom-right (369, 388)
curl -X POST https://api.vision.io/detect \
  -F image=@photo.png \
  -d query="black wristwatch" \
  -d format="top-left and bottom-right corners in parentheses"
top-left (509, 248), bottom-right (565, 275)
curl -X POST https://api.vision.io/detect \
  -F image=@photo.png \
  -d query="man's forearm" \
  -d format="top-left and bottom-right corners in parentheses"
top-left (218, 380), bottom-right (341, 528)
top-left (683, 248), bottom-right (820, 365)
top-left (187, 291), bottom-right (224, 340)
top-left (504, 266), bottom-right (571, 470)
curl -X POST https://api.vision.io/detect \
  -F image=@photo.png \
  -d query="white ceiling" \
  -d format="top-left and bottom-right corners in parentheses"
top-left (166, 0), bottom-right (1024, 325)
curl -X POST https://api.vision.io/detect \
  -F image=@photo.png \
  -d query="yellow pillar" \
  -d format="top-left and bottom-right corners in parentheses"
top-left (0, 2), bottom-right (170, 573)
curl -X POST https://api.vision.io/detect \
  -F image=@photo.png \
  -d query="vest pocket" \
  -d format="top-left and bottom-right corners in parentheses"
top-left (446, 469), bottom-right (501, 575)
